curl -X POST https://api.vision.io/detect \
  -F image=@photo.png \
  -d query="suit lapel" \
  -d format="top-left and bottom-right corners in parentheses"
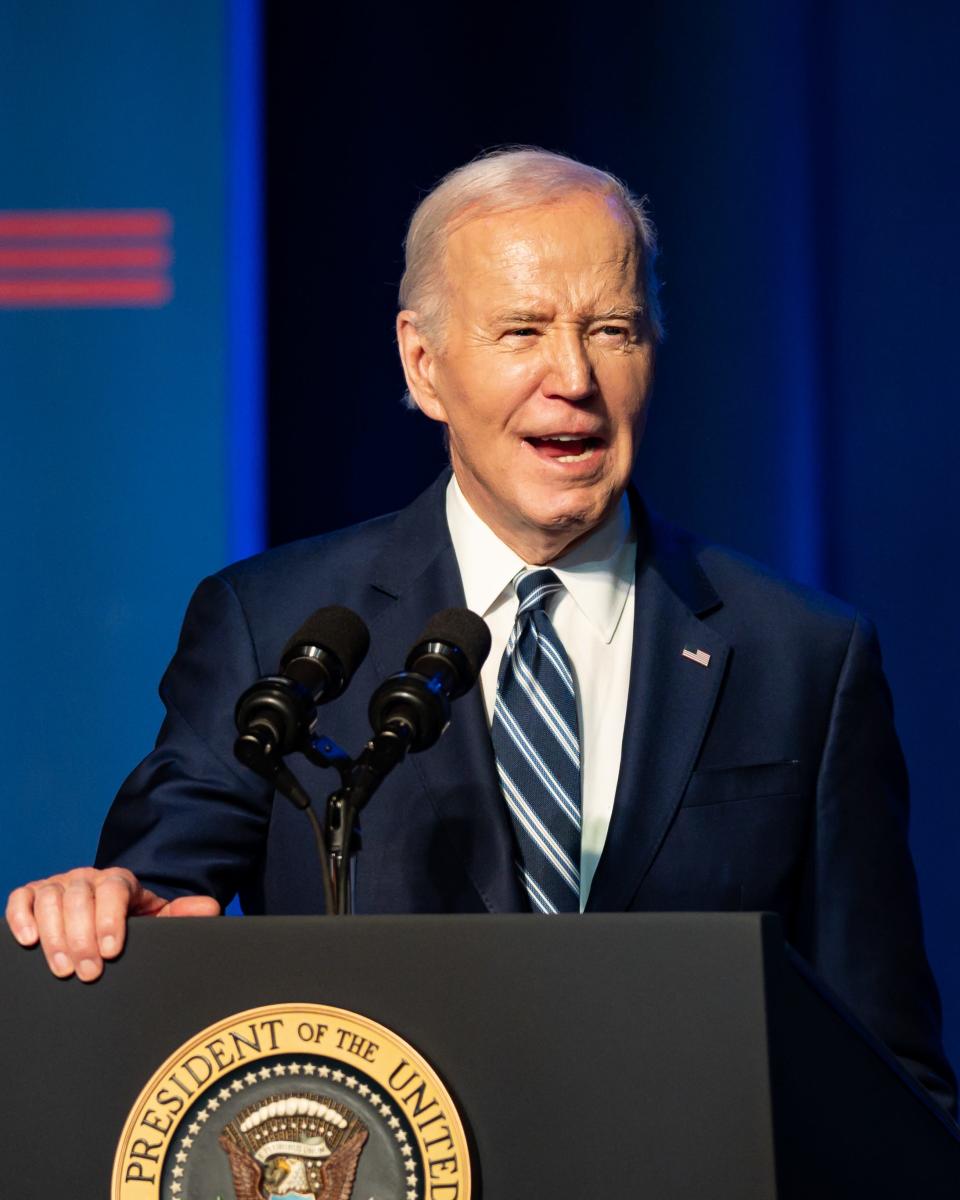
top-left (365, 476), bottom-right (730, 915)
top-left (366, 473), bottom-right (526, 913)
top-left (586, 503), bottom-right (730, 912)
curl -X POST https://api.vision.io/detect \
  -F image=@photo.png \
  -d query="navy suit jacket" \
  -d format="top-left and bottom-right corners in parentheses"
top-left (96, 472), bottom-right (955, 1110)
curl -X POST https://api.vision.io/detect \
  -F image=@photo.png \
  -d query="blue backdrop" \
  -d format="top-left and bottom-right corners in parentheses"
top-left (2, 0), bottom-right (958, 1074)
top-left (0, 1), bottom-right (257, 872)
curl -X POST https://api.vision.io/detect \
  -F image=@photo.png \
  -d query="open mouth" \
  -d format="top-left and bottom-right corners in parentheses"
top-left (524, 435), bottom-right (604, 463)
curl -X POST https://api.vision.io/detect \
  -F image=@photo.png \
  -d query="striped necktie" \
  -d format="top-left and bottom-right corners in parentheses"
top-left (491, 568), bottom-right (582, 913)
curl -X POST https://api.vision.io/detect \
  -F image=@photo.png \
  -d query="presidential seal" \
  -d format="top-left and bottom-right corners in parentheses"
top-left (112, 1003), bottom-right (471, 1200)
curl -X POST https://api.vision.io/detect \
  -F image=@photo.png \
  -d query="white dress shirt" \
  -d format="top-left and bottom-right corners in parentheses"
top-left (445, 475), bottom-right (636, 909)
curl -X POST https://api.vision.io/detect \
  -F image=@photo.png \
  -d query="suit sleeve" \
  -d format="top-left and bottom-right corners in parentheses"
top-left (94, 573), bottom-right (273, 906)
top-left (806, 611), bottom-right (957, 1114)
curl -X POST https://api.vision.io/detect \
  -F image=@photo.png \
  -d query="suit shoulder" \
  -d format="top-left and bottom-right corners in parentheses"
top-left (214, 509), bottom-right (400, 595)
top-left (709, 544), bottom-right (855, 622)
top-left (174, 509), bottom-right (406, 669)
top-left (650, 512), bottom-right (863, 642)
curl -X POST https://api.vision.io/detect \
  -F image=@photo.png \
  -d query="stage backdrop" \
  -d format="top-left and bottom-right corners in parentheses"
top-left (2, 0), bottom-right (958, 1079)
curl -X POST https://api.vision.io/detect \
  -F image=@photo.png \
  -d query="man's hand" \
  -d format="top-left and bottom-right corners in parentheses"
top-left (5, 867), bottom-right (221, 982)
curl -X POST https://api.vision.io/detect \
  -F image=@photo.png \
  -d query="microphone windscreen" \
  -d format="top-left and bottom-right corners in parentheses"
top-left (414, 607), bottom-right (492, 683)
top-left (281, 605), bottom-right (370, 678)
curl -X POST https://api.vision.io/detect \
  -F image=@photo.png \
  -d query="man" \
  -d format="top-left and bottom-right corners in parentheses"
top-left (6, 148), bottom-right (955, 1112)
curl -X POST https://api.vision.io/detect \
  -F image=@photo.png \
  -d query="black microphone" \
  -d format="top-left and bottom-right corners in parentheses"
top-left (234, 605), bottom-right (370, 778)
top-left (368, 607), bottom-right (492, 752)
top-left (405, 607), bottom-right (492, 698)
top-left (315, 608), bottom-right (489, 913)
top-left (335, 609), bottom-right (490, 818)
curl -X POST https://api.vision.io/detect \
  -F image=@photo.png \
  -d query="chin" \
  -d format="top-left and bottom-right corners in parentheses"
top-left (536, 487), bottom-right (614, 531)
top-left (517, 508), bottom-right (602, 560)
top-left (542, 509), bottom-right (593, 532)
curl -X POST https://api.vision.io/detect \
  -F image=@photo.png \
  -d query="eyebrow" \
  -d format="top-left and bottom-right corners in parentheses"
top-left (490, 309), bottom-right (552, 325)
top-left (490, 304), bottom-right (645, 325)
top-left (591, 304), bottom-right (645, 322)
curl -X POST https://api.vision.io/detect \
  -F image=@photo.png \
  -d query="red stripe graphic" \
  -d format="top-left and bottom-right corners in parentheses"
top-left (0, 278), bottom-right (172, 307)
top-left (0, 208), bottom-right (173, 309)
top-left (0, 210), bottom-right (172, 240)
top-left (0, 246), bottom-right (172, 270)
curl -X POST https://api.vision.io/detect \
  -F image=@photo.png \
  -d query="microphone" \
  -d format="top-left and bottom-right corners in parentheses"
top-left (341, 609), bottom-right (491, 816)
top-left (369, 607), bottom-right (492, 752)
top-left (317, 607), bottom-right (488, 914)
top-left (234, 605), bottom-right (370, 777)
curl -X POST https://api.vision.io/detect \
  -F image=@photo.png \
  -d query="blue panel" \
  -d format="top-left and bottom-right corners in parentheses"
top-left (0, 2), bottom-right (230, 887)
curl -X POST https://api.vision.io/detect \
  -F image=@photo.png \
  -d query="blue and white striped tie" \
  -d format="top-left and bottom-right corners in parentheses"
top-left (492, 568), bottom-right (581, 913)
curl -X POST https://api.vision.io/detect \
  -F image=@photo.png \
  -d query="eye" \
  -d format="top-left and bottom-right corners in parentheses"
top-left (503, 327), bottom-right (539, 338)
top-left (595, 324), bottom-right (630, 339)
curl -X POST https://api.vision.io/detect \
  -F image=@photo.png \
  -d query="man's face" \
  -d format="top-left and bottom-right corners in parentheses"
top-left (401, 192), bottom-right (655, 561)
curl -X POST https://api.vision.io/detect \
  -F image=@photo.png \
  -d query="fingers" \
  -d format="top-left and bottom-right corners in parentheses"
top-left (7, 867), bottom-right (141, 982)
top-left (53, 869), bottom-right (138, 981)
top-left (61, 875), bottom-right (107, 981)
top-left (6, 868), bottom-right (223, 982)
top-left (6, 873), bottom-right (97, 974)
top-left (92, 872), bottom-right (140, 959)
top-left (32, 881), bottom-right (74, 977)
top-left (6, 884), bottom-right (42, 946)
top-left (23, 874), bottom-right (96, 979)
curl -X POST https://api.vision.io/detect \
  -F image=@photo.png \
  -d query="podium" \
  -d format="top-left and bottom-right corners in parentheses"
top-left (3, 912), bottom-right (958, 1197)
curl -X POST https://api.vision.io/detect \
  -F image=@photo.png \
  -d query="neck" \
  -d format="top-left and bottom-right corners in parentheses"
top-left (452, 472), bottom-right (616, 565)
top-left (503, 525), bottom-right (593, 565)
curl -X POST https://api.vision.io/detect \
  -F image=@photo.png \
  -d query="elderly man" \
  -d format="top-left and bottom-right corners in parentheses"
top-left (6, 148), bottom-right (955, 1112)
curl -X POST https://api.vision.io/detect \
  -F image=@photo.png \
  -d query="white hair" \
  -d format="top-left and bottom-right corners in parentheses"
top-left (399, 146), bottom-right (664, 349)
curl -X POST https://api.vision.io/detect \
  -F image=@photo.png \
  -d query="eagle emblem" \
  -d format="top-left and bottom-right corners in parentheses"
top-left (218, 1092), bottom-right (368, 1200)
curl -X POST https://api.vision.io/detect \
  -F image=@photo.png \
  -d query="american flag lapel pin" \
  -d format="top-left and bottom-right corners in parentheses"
top-left (681, 645), bottom-right (711, 667)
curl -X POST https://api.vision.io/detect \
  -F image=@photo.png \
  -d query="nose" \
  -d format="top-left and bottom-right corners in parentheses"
top-left (542, 327), bottom-right (596, 402)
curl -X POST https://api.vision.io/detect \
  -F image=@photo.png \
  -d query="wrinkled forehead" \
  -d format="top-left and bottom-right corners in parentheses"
top-left (442, 193), bottom-right (644, 307)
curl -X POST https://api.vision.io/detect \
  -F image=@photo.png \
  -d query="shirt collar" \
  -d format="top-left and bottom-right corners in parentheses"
top-left (445, 474), bottom-right (636, 645)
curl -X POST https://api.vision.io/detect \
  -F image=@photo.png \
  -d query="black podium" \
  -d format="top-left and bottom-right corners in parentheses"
top-left (3, 912), bottom-right (958, 1197)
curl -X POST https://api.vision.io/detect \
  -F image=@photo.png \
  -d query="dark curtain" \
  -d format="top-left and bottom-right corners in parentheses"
top-left (266, 0), bottom-right (960, 1067)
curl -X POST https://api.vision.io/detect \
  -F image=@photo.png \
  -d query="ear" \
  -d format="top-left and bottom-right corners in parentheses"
top-left (396, 311), bottom-right (448, 422)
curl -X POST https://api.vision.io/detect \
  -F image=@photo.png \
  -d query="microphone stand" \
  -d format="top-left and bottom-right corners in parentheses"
top-left (307, 655), bottom-right (470, 912)
top-left (324, 790), bottom-right (360, 915)
top-left (274, 627), bottom-right (487, 914)
top-left (245, 724), bottom-right (407, 918)
top-left (235, 607), bottom-right (489, 916)
top-left (298, 734), bottom-right (357, 916)
top-left (249, 734), bottom-right (356, 918)
top-left (308, 726), bottom-right (413, 915)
